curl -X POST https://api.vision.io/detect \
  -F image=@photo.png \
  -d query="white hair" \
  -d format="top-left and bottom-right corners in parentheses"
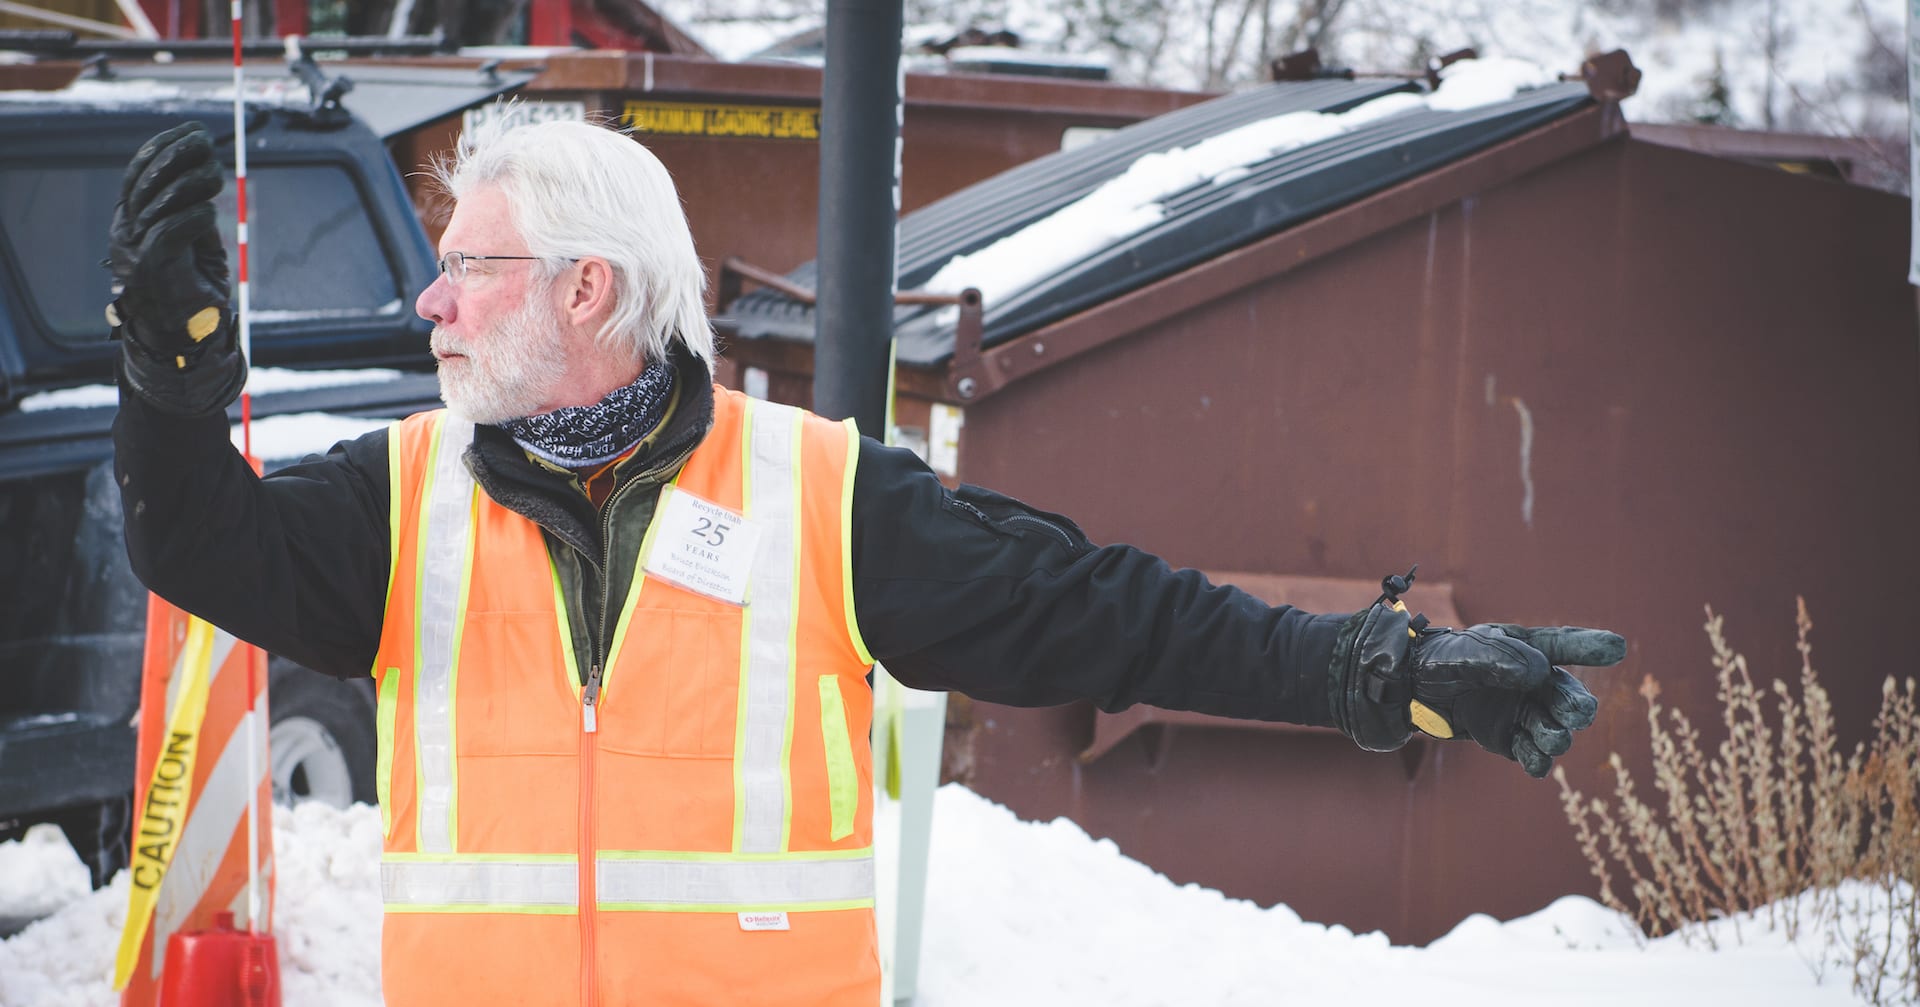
top-left (434, 115), bottom-right (714, 368)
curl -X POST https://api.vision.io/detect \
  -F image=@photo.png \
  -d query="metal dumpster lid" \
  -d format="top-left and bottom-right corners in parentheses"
top-left (724, 76), bottom-right (1592, 367)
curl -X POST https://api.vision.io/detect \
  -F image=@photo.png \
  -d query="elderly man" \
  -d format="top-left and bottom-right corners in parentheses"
top-left (109, 118), bottom-right (1623, 1005)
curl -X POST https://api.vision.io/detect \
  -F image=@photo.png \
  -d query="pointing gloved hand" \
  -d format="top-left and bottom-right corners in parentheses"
top-left (1327, 568), bottom-right (1625, 778)
top-left (108, 121), bottom-right (246, 414)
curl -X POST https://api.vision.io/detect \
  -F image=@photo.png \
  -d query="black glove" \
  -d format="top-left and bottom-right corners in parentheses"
top-left (1327, 569), bottom-right (1625, 778)
top-left (108, 122), bottom-right (245, 414)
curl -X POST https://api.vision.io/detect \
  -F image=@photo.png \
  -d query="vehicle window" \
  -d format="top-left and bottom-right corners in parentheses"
top-left (0, 160), bottom-right (401, 347)
top-left (0, 162), bottom-right (118, 347)
top-left (216, 163), bottom-right (402, 320)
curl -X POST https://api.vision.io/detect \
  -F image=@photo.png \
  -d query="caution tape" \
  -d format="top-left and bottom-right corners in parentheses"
top-left (112, 616), bottom-right (216, 991)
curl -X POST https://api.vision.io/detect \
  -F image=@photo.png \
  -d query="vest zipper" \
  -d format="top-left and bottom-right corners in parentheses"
top-left (576, 472), bottom-right (660, 1007)
top-left (582, 663), bottom-right (603, 734)
top-left (581, 475), bottom-right (643, 1007)
top-left (579, 682), bottom-right (599, 1007)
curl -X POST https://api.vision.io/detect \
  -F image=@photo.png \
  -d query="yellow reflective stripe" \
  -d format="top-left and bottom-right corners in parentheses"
top-left (839, 419), bottom-right (874, 666)
top-left (818, 675), bottom-right (857, 841)
top-left (597, 899), bottom-right (874, 914)
top-left (378, 419), bottom-right (403, 678)
top-left (548, 553), bottom-right (582, 695)
top-left (594, 852), bottom-right (874, 906)
top-left (376, 668), bottom-right (400, 839)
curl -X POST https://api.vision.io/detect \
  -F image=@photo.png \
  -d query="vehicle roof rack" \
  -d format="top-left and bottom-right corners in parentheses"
top-left (0, 30), bottom-right (450, 57)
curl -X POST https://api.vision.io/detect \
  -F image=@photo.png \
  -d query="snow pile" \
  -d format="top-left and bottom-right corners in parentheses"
top-left (922, 58), bottom-right (1547, 308)
top-left (917, 786), bottom-right (1869, 1006)
top-left (0, 784), bottom-right (1894, 1005)
top-left (0, 803), bottom-right (386, 1007)
top-left (0, 827), bottom-right (89, 921)
top-left (267, 802), bottom-right (385, 1007)
top-left (0, 857), bottom-right (128, 1007)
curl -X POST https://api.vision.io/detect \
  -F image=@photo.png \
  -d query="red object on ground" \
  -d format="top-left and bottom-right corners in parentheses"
top-left (158, 912), bottom-right (281, 1007)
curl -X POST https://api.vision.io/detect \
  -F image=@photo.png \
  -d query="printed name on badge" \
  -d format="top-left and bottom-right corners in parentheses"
top-left (641, 486), bottom-right (763, 606)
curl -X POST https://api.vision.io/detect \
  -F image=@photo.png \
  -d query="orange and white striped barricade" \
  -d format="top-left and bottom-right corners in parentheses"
top-left (114, 596), bottom-right (274, 1007)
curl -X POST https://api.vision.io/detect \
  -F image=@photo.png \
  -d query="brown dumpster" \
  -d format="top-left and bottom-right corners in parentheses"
top-left (718, 60), bottom-right (1918, 942)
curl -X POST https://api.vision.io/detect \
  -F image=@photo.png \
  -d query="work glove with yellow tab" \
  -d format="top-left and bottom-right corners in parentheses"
top-left (1327, 568), bottom-right (1624, 778)
top-left (108, 122), bottom-right (245, 415)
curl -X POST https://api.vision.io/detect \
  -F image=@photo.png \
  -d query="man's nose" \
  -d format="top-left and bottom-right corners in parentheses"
top-left (416, 273), bottom-right (456, 325)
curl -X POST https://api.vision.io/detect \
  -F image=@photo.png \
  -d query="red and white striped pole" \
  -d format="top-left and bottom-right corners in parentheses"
top-left (228, 0), bottom-right (260, 942)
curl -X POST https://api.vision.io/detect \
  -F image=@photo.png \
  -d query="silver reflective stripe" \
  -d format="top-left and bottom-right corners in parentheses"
top-left (739, 401), bottom-right (801, 853)
top-left (382, 858), bottom-right (579, 909)
top-left (417, 415), bottom-right (476, 854)
top-left (597, 854), bottom-right (874, 908)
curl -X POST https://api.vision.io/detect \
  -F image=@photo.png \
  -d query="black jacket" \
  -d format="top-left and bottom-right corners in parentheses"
top-left (112, 351), bottom-right (1347, 727)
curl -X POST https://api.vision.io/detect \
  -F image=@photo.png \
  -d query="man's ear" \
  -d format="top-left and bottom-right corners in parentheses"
top-left (563, 257), bottom-right (616, 326)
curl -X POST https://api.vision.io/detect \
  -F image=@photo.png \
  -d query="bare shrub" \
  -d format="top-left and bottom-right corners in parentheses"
top-left (1555, 598), bottom-right (1919, 1005)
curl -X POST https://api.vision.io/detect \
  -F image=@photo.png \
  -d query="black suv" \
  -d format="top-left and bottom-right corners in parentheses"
top-left (0, 58), bottom-right (508, 887)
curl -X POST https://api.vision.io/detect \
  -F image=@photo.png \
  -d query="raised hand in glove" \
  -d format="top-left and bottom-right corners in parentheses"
top-left (108, 121), bottom-right (245, 414)
top-left (1327, 568), bottom-right (1625, 778)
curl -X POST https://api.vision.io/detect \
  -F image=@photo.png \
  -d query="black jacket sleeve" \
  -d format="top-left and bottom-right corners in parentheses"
top-left (847, 438), bottom-right (1348, 726)
top-left (112, 369), bottom-right (391, 679)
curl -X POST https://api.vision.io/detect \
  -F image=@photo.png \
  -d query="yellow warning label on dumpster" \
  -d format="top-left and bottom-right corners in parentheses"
top-left (622, 101), bottom-right (821, 140)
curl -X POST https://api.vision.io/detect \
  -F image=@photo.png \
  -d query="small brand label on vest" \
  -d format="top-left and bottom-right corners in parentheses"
top-left (642, 487), bottom-right (763, 606)
top-left (738, 911), bottom-right (790, 931)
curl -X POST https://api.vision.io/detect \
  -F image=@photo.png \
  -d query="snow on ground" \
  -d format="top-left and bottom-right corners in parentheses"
top-left (0, 828), bottom-right (88, 922)
top-left (0, 784), bottom-right (1892, 1006)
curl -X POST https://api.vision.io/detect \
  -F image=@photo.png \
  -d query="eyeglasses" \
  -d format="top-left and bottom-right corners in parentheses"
top-left (436, 251), bottom-right (578, 285)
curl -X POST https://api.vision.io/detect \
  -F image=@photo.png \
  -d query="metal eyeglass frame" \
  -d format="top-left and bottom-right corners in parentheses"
top-left (436, 251), bottom-right (580, 284)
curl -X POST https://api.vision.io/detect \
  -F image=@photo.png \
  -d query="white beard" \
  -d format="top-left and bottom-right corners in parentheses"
top-left (433, 291), bottom-right (571, 425)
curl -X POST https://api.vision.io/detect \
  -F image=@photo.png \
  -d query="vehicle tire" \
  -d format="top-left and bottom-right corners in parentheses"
top-left (268, 663), bottom-right (378, 809)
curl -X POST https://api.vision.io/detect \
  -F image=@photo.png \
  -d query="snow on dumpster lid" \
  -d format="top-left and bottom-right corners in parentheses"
top-left (724, 60), bottom-right (1590, 367)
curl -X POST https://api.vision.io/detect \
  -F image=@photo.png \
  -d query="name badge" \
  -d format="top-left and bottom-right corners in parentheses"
top-left (641, 486), bottom-right (763, 606)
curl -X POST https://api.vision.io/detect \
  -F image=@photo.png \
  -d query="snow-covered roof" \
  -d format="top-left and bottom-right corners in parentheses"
top-left (0, 61), bottom-right (534, 139)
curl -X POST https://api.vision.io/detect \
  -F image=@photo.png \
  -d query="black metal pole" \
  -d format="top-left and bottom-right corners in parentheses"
top-left (813, 0), bottom-right (903, 436)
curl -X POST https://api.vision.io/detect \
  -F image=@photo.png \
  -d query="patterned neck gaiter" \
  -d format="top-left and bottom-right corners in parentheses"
top-left (497, 357), bottom-right (676, 468)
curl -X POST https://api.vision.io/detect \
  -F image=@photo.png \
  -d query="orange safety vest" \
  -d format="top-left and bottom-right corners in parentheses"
top-left (371, 386), bottom-right (879, 1006)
